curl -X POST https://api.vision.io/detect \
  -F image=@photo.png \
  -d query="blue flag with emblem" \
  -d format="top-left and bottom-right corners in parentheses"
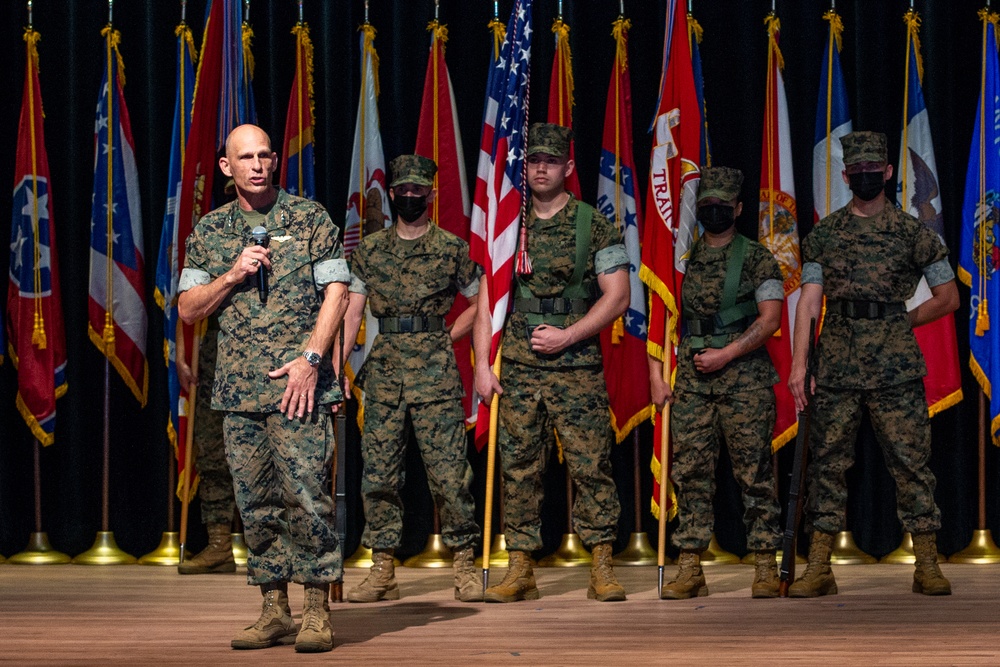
top-left (959, 11), bottom-right (1000, 445)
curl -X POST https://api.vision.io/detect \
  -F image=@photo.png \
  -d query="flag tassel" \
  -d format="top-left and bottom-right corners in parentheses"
top-left (31, 311), bottom-right (47, 349)
top-left (515, 226), bottom-right (533, 275)
top-left (977, 299), bottom-right (990, 336)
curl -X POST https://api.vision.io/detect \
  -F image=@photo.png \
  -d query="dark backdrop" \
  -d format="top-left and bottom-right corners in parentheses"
top-left (0, 0), bottom-right (995, 562)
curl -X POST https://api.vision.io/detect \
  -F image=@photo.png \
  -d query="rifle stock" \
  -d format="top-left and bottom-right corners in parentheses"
top-left (778, 318), bottom-right (817, 597)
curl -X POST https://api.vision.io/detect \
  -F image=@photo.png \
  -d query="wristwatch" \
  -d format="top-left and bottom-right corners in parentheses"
top-left (302, 351), bottom-right (322, 368)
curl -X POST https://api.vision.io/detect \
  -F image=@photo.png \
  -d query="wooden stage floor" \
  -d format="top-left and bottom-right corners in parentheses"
top-left (2, 560), bottom-right (998, 665)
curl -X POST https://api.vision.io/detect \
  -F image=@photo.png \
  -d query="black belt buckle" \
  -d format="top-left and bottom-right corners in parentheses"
top-left (398, 315), bottom-right (415, 333)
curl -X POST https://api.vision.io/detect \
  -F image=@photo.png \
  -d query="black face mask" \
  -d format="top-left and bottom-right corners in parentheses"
top-left (847, 171), bottom-right (886, 202)
top-left (394, 194), bottom-right (428, 223)
top-left (698, 204), bottom-right (736, 234)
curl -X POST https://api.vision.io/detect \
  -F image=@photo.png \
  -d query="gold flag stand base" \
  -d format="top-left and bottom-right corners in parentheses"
top-left (343, 545), bottom-right (402, 569)
top-left (231, 533), bottom-right (248, 567)
top-left (538, 533), bottom-right (591, 567)
top-left (700, 534), bottom-right (740, 566)
top-left (403, 534), bottom-right (453, 568)
top-left (138, 532), bottom-right (181, 566)
top-left (7, 532), bottom-right (71, 564)
top-left (830, 530), bottom-right (876, 565)
top-left (72, 531), bottom-right (136, 565)
top-left (880, 532), bottom-right (945, 564)
top-left (476, 533), bottom-right (509, 567)
top-left (740, 550), bottom-right (806, 565)
top-left (614, 532), bottom-right (660, 566)
top-left (949, 529), bottom-right (1000, 564)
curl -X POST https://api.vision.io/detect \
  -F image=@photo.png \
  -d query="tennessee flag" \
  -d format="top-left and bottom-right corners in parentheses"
top-left (280, 21), bottom-right (315, 200)
top-left (640, 0), bottom-right (701, 520)
top-left (959, 10), bottom-right (1000, 443)
top-left (597, 17), bottom-right (651, 442)
top-left (812, 9), bottom-right (852, 221)
top-left (88, 27), bottom-right (148, 406)
top-left (415, 19), bottom-right (475, 427)
top-left (898, 9), bottom-right (962, 417)
top-left (7, 28), bottom-right (68, 445)
top-left (547, 17), bottom-right (581, 198)
top-left (758, 14), bottom-right (800, 450)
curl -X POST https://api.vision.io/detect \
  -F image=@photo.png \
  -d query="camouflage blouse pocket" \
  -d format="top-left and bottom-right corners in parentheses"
top-left (409, 274), bottom-right (453, 304)
top-left (268, 238), bottom-right (312, 284)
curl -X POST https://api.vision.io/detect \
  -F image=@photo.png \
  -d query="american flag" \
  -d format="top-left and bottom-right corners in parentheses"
top-left (469, 0), bottom-right (533, 443)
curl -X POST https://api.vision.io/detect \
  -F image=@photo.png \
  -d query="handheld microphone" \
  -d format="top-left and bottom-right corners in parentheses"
top-left (251, 225), bottom-right (269, 304)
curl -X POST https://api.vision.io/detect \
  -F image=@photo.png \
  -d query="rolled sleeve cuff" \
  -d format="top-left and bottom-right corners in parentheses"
top-left (756, 279), bottom-right (785, 303)
top-left (923, 258), bottom-right (955, 288)
top-left (315, 258), bottom-right (350, 289)
top-left (178, 268), bottom-right (212, 292)
top-left (595, 244), bottom-right (629, 274)
top-left (801, 261), bottom-right (824, 286)
top-left (348, 273), bottom-right (367, 296)
top-left (459, 275), bottom-right (481, 299)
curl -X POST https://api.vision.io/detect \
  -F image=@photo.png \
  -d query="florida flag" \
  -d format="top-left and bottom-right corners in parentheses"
top-left (88, 27), bottom-right (147, 406)
top-left (7, 29), bottom-right (68, 445)
top-left (813, 10), bottom-right (852, 221)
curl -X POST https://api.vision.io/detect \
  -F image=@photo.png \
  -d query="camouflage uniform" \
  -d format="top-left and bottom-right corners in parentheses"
top-left (192, 317), bottom-right (234, 526)
top-left (349, 212), bottom-right (481, 551)
top-left (180, 188), bottom-right (349, 585)
top-left (801, 132), bottom-right (954, 535)
top-left (498, 191), bottom-right (629, 552)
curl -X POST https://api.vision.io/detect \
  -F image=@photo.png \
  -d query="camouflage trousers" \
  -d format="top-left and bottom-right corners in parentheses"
top-left (807, 380), bottom-right (941, 534)
top-left (498, 362), bottom-right (620, 552)
top-left (360, 398), bottom-right (479, 550)
top-left (670, 387), bottom-right (781, 552)
top-left (193, 332), bottom-right (234, 526)
top-left (223, 410), bottom-right (342, 585)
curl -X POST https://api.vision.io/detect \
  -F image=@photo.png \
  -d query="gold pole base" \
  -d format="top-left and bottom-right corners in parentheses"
top-left (138, 532), bottom-right (181, 566)
top-left (72, 531), bottom-right (136, 565)
top-left (880, 532), bottom-right (946, 564)
top-left (7, 532), bottom-right (71, 565)
top-left (700, 534), bottom-right (740, 566)
top-left (949, 529), bottom-right (1000, 564)
top-left (614, 532), bottom-right (660, 566)
top-left (830, 530), bottom-right (876, 565)
top-left (231, 533), bottom-right (248, 567)
top-left (740, 550), bottom-right (806, 565)
top-left (475, 533), bottom-right (509, 567)
top-left (402, 534), bottom-right (453, 568)
top-left (343, 545), bottom-right (402, 568)
top-left (538, 533), bottom-right (591, 567)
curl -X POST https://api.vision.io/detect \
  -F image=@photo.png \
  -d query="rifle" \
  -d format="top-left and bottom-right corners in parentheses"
top-left (778, 317), bottom-right (817, 597)
top-left (330, 328), bottom-right (349, 603)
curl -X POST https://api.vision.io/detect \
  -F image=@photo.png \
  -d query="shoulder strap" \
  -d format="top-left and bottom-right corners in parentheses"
top-left (563, 202), bottom-right (594, 299)
top-left (720, 233), bottom-right (749, 313)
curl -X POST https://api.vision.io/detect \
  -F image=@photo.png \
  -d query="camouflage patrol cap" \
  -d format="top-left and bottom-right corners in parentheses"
top-left (527, 122), bottom-right (572, 157)
top-left (389, 154), bottom-right (437, 188)
top-left (697, 166), bottom-right (743, 203)
top-left (840, 131), bottom-right (888, 165)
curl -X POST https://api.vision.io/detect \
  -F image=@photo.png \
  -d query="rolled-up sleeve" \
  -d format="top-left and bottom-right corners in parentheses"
top-left (801, 261), bottom-right (823, 286)
top-left (756, 278), bottom-right (784, 302)
top-left (595, 243), bottom-right (629, 274)
top-left (315, 258), bottom-right (350, 288)
top-left (923, 258), bottom-right (955, 287)
top-left (178, 268), bottom-right (212, 292)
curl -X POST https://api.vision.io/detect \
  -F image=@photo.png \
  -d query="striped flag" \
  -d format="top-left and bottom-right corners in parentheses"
top-left (469, 0), bottom-right (533, 445)
top-left (898, 10), bottom-right (962, 417)
top-left (640, 0), bottom-right (700, 520)
top-left (958, 9), bottom-right (1000, 443)
top-left (88, 27), bottom-right (148, 405)
top-left (547, 17), bottom-right (581, 198)
top-left (758, 14), bottom-right (800, 450)
top-left (415, 19), bottom-right (476, 427)
top-left (7, 28), bottom-right (67, 444)
top-left (812, 9), bottom-right (852, 221)
top-left (153, 20), bottom-right (196, 465)
top-left (280, 22), bottom-right (315, 200)
top-left (596, 17), bottom-right (651, 442)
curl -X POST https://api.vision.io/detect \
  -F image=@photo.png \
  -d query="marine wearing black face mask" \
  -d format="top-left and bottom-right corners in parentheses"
top-left (697, 204), bottom-right (737, 234)
top-left (847, 170), bottom-right (886, 202)
top-left (394, 194), bottom-right (428, 222)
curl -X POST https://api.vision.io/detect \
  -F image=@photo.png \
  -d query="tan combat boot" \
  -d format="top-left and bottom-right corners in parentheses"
top-left (912, 532), bottom-right (952, 596)
top-left (231, 583), bottom-right (297, 650)
top-left (453, 546), bottom-right (483, 602)
top-left (295, 584), bottom-right (334, 653)
top-left (484, 550), bottom-right (539, 603)
top-left (660, 550), bottom-right (708, 599)
top-left (179, 523), bottom-right (236, 574)
top-left (347, 549), bottom-right (399, 602)
top-left (588, 542), bottom-right (626, 601)
top-left (751, 551), bottom-right (780, 598)
top-left (788, 531), bottom-right (838, 598)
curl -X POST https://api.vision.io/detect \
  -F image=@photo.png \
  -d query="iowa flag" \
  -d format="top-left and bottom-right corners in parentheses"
top-left (88, 27), bottom-right (147, 406)
top-left (597, 18), bottom-right (650, 442)
top-left (959, 10), bottom-right (1000, 444)
top-left (898, 10), bottom-right (962, 417)
top-left (280, 22), bottom-right (315, 200)
top-left (812, 10), bottom-right (852, 221)
top-left (415, 19), bottom-right (476, 427)
top-left (547, 17), bottom-right (581, 198)
top-left (7, 29), bottom-right (67, 445)
top-left (640, 0), bottom-right (701, 520)
top-left (758, 15), bottom-right (800, 450)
